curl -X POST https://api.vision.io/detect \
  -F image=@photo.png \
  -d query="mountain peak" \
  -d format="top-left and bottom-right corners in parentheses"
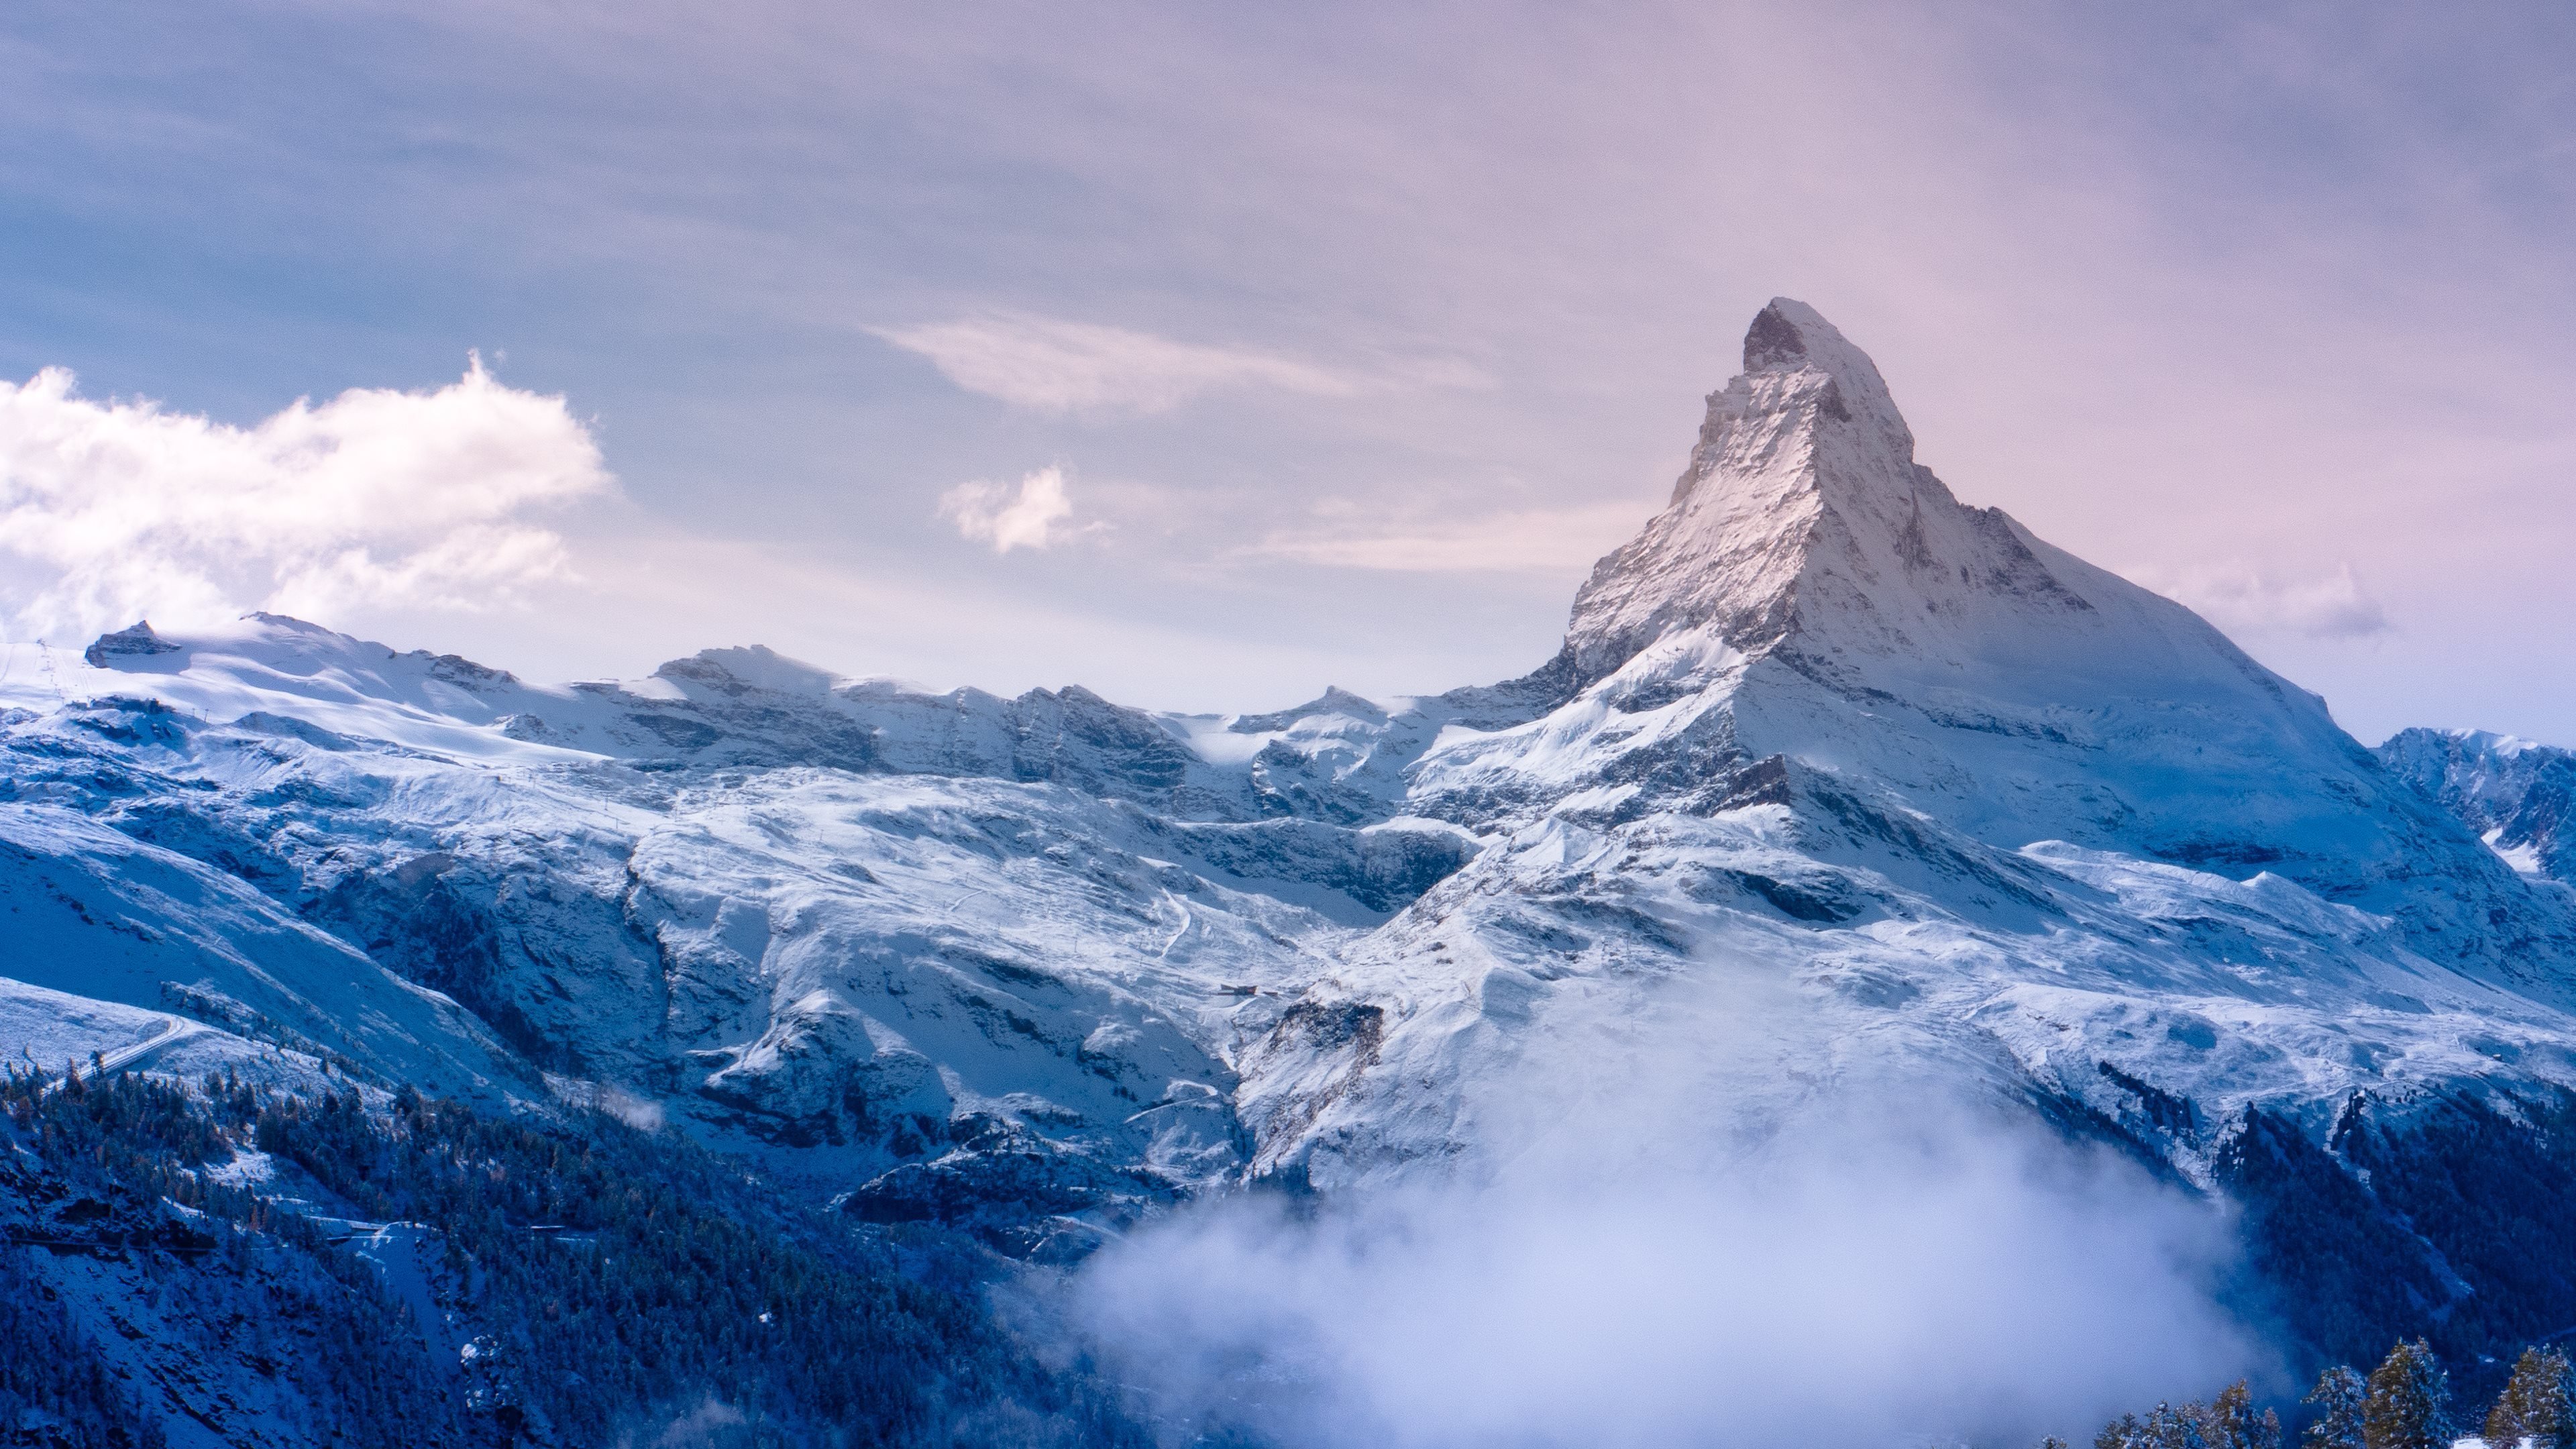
top-left (1739, 299), bottom-right (1896, 409)
top-left (1561, 299), bottom-right (1935, 682)
top-left (1727, 299), bottom-right (1914, 471)
top-left (83, 620), bottom-right (184, 667)
top-left (1558, 299), bottom-right (2150, 693)
top-left (1740, 299), bottom-right (1809, 370)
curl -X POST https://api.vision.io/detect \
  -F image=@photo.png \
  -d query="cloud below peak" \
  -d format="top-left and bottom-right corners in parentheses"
top-left (0, 359), bottom-right (612, 641)
top-left (875, 312), bottom-right (1360, 417)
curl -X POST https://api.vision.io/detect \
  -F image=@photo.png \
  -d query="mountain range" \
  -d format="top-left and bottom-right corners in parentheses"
top-left (10, 300), bottom-right (2576, 1444)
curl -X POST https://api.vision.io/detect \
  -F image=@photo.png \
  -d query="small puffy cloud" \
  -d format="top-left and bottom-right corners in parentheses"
top-left (938, 465), bottom-right (1082, 553)
top-left (2150, 561), bottom-right (2394, 641)
top-left (876, 312), bottom-right (1358, 417)
top-left (0, 359), bottom-right (610, 639)
top-left (1248, 498), bottom-right (1654, 574)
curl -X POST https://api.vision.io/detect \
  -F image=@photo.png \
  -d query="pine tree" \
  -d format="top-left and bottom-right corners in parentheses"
top-left (2363, 1340), bottom-right (2450, 1449)
top-left (2212, 1380), bottom-right (2284, 1449)
top-left (2147, 1400), bottom-right (2212, 1449)
top-left (2486, 1346), bottom-right (2575, 1449)
top-left (2308, 1366), bottom-right (2369, 1449)
top-left (2101, 1412), bottom-right (2151, 1449)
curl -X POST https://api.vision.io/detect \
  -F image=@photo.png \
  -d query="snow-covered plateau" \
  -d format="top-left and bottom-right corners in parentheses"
top-left (11, 301), bottom-right (2576, 1437)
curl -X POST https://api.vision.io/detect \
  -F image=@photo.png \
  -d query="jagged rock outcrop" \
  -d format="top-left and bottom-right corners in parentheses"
top-left (2381, 727), bottom-right (2576, 885)
top-left (81, 620), bottom-right (184, 667)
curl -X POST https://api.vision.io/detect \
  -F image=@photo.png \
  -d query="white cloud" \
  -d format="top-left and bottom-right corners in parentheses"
top-left (875, 312), bottom-right (1358, 417)
top-left (2147, 562), bottom-right (2395, 641)
top-left (1077, 971), bottom-right (2259, 1448)
top-left (1248, 498), bottom-right (1654, 574)
top-left (0, 358), bottom-right (610, 640)
top-left (938, 465), bottom-right (1081, 553)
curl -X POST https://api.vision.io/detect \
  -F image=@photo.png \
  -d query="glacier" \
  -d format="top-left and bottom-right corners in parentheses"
top-left (11, 299), bottom-right (2576, 1414)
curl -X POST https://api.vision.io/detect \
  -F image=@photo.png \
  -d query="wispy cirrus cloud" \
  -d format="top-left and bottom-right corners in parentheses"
top-left (0, 358), bottom-right (610, 639)
top-left (874, 313), bottom-right (1360, 417)
top-left (1246, 498), bottom-right (1653, 574)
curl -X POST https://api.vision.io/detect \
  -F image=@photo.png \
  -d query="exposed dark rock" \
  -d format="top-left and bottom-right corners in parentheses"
top-left (82, 621), bottom-right (183, 668)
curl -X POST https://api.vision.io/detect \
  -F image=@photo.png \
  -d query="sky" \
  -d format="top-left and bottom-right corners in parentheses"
top-left (3, 1), bottom-right (2575, 741)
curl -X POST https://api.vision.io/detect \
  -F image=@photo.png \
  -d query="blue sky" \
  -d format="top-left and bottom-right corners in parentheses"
top-left (3, 1), bottom-right (2575, 741)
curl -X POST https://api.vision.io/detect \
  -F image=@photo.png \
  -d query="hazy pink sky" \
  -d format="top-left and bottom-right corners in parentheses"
top-left (3, 1), bottom-right (2573, 742)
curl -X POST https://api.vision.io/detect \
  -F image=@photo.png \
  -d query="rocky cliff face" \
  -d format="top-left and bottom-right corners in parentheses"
top-left (2381, 727), bottom-right (2576, 886)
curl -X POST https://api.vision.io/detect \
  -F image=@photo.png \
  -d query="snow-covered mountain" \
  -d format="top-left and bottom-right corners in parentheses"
top-left (1, 612), bottom-right (1497, 1254)
top-left (11, 300), bottom-right (2576, 1385)
top-left (2380, 727), bottom-right (2576, 885)
top-left (1244, 301), bottom-right (2576, 1194)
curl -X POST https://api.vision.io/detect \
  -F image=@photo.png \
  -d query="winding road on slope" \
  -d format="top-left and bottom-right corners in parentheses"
top-left (89, 1013), bottom-right (209, 1075)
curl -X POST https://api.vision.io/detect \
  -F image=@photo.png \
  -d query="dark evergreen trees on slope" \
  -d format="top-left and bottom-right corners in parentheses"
top-left (2486, 1346), bottom-right (2575, 1449)
top-left (5, 1068), bottom-right (493, 1446)
top-left (2363, 1340), bottom-right (2450, 1449)
top-left (256, 1084), bottom-right (1144, 1446)
top-left (0, 1245), bottom-right (166, 1449)
top-left (2341, 1098), bottom-right (2576, 1364)
top-left (2218, 1093), bottom-right (2576, 1393)
top-left (2218, 1111), bottom-right (2451, 1373)
top-left (2, 1066), bottom-right (1148, 1449)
